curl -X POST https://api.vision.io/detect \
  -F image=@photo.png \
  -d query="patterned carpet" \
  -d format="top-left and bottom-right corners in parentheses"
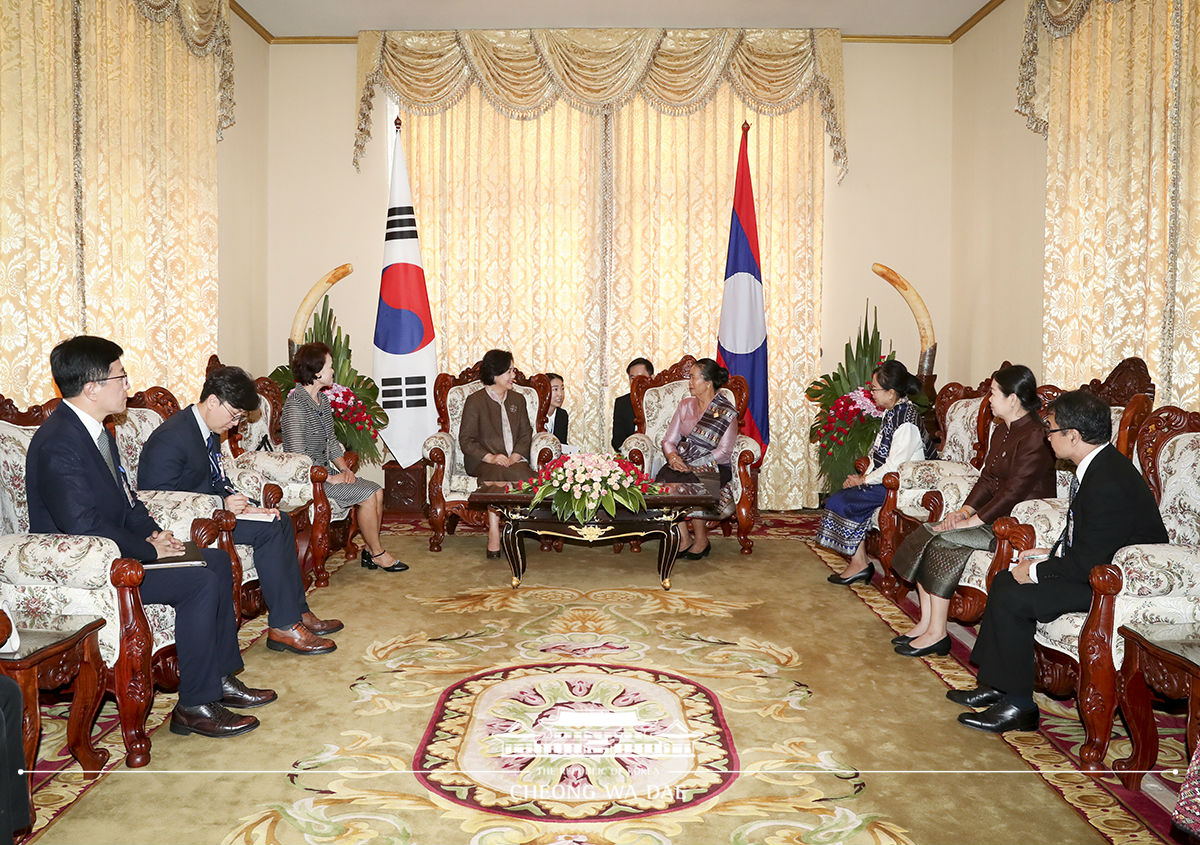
top-left (16, 512), bottom-right (1186, 844)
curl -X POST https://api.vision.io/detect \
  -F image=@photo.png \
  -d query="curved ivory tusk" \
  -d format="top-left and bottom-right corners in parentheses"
top-left (872, 262), bottom-right (937, 377)
top-left (289, 264), bottom-right (354, 346)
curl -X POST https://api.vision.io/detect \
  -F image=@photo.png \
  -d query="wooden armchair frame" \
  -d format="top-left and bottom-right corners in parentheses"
top-left (627, 355), bottom-right (759, 553)
top-left (426, 363), bottom-right (553, 551)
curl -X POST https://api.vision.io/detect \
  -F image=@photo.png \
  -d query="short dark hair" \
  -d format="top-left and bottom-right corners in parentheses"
top-left (546, 372), bottom-right (563, 383)
top-left (693, 358), bottom-right (729, 391)
top-left (292, 342), bottom-right (332, 385)
top-left (993, 364), bottom-right (1041, 412)
top-left (1047, 389), bottom-right (1112, 445)
top-left (626, 358), bottom-right (654, 376)
top-left (480, 349), bottom-right (514, 385)
top-left (873, 359), bottom-right (922, 399)
top-left (201, 366), bottom-right (260, 412)
top-left (50, 335), bottom-right (124, 398)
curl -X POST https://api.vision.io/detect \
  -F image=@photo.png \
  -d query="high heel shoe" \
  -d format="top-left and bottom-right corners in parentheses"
top-left (486, 549), bottom-right (503, 559)
top-left (361, 550), bottom-right (379, 570)
top-left (827, 562), bottom-right (874, 586)
top-left (679, 542), bottom-right (711, 561)
top-left (894, 635), bottom-right (951, 657)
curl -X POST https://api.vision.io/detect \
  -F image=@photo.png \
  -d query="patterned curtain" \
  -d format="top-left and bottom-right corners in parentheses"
top-left (367, 29), bottom-right (840, 508)
top-left (1019, 0), bottom-right (1200, 409)
top-left (0, 0), bottom-right (229, 406)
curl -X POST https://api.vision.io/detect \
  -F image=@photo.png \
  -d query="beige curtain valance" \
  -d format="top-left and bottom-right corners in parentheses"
top-left (1016, 0), bottom-right (1122, 134)
top-left (353, 28), bottom-right (847, 179)
top-left (132, 0), bottom-right (234, 135)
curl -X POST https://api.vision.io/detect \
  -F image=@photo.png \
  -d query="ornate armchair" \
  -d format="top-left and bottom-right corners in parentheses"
top-left (621, 356), bottom-right (761, 554)
top-left (997, 406), bottom-right (1200, 773)
top-left (0, 396), bottom-right (225, 768)
top-left (424, 363), bottom-right (560, 551)
top-left (206, 355), bottom-right (337, 589)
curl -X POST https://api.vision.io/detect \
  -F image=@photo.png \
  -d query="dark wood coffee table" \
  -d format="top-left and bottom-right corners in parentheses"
top-left (1113, 622), bottom-right (1200, 790)
top-left (468, 480), bottom-right (720, 589)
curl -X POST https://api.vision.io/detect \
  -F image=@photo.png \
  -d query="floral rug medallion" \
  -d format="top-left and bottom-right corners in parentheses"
top-left (415, 661), bottom-right (738, 820)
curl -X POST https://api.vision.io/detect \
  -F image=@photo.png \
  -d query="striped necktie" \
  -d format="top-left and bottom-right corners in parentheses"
top-left (1050, 473), bottom-right (1080, 557)
top-left (207, 433), bottom-right (234, 496)
top-left (95, 431), bottom-right (120, 486)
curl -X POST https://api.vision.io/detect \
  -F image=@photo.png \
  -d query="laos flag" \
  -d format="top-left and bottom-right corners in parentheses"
top-left (716, 122), bottom-right (769, 458)
top-left (372, 119), bottom-right (438, 467)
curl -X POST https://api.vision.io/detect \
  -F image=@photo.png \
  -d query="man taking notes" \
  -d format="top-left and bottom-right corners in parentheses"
top-left (26, 336), bottom-right (274, 738)
top-left (138, 365), bottom-right (342, 655)
top-left (950, 390), bottom-right (1167, 733)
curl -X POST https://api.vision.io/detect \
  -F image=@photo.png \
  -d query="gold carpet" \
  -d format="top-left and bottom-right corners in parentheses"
top-left (27, 532), bottom-right (1140, 844)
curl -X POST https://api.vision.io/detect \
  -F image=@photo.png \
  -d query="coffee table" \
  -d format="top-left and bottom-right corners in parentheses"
top-left (468, 480), bottom-right (720, 589)
top-left (1113, 622), bottom-right (1200, 790)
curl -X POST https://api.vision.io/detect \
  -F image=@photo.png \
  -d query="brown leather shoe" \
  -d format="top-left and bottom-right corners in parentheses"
top-left (220, 674), bottom-right (278, 708)
top-left (169, 702), bottom-right (259, 738)
top-left (266, 623), bottom-right (336, 655)
top-left (300, 611), bottom-right (344, 636)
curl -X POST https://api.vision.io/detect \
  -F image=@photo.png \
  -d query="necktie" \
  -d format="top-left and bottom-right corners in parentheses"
top-left (1051, 473), bottom-right (1080, 557)
top-left (95, 431), bottom-right (120, 486)
top-left (207, 433), bottom-right (234, 496)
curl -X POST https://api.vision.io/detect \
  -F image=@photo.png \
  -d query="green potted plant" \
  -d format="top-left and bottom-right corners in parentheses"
top-left (269, 296), bottom-right (389, 465)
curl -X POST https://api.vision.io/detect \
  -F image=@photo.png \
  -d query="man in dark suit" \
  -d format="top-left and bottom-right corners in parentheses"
top-left (546, 372), bottom-right (569, 445)
top-left (138, 366), bottom-right (342, 655)
top-left (611, 357), bottom-right (654, 451)
top-left (950, 389), bottom-right (1168, 732)
top-left (26, 336), bottom-right (275, 739)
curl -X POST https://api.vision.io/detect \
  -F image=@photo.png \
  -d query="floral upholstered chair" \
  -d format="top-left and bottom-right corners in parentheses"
top-left (996, 406), bottom-right (1200, 774)
top-left (0, 396), bottom-right (220, 769)
top-left (620, 356), bottom-right (761, 554)
top-left (423, 363), bottom-right (560, 551)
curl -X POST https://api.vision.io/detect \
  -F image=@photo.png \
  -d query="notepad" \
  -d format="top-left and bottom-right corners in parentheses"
top-left (143, 541), bottom-right (206, 569)
top-left (237, 512), bottom-right (279, 522)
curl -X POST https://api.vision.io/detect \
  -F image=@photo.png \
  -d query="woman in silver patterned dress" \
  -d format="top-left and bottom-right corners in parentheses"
top-left (283, 342), bottom-right (407, 573)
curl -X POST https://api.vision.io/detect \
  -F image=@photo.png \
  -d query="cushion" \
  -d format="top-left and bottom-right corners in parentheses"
top-left (1157, 433), bottom-right (1200, 545)
top-left (111, 408), bottom-right (166, 488)
top-left (940, 397), bottom-right (984, 464)
top-left (0, 422), bottom-right (36, 534)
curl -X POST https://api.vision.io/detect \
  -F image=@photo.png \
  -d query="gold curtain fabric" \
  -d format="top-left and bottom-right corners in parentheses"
top-left (395, 87), bottom-right (824, 508)
top-left (0, 0), bottom-right (82, 403)
top-left (355, 28), bottom-right (847, 182)
top-left (1021, 0), bottom-right (1199, 409)
top-left (0, 0), bottom-right (224, 406)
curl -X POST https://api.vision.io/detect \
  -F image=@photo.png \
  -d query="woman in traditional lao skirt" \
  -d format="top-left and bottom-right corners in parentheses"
top-left (888, 364), bottom-right (1054, 657)
top-left (656, 358), bottom-right (739, 560)
top-left (817, 360), bottom-right (927, 585)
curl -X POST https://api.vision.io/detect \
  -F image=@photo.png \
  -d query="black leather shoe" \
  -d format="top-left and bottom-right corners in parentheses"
top-left (361, 550), bottom-right (379, 570)
top-left (827, 563), bottom-right (874, 586)
top-left (891, 634), bottom-right (914, 646)
top-left (957, 700), bottom-right (1039, 733)
top-left (679, 543), bottom-right (711, 561)
top-left (380, 560), bottom-right (409, 572)
top-left (946, 685), bottom-right (1004, 708)
top-left (169, 702), bottom-right (259, 738)
top-left (486, 549), bottom-right (503, 559)
top-left (219, 674), bottom-right (278, 708)
top-left (895, 635), bottom-right (951, 658)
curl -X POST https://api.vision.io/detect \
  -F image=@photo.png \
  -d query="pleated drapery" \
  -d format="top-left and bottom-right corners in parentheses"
top-left (1018, 0), bottom-right (1199, 408)
top-left (0, 0), bottom-right (227, 405)
top-left (363, 29), bottom-right (841, 508)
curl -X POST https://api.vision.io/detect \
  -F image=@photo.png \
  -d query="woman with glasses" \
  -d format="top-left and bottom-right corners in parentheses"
top-left (459, 349), bottom-right (536, 558)
top-left (282, 342), bottom-right (406, 573)
top-left (888, 364), bottom-right (1055, 656)
top-left (817, 359), bottom-right (928, 585)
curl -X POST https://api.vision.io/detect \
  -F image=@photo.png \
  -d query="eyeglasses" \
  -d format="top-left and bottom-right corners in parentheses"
top-left (94, 372), bottom-right (129, 385)
top-left (868, 385), bottom-right (887, 393)
top-left (222, 402), bottom-right (247, 426)
top-left (1043, 425), bottom-right (1071, 436)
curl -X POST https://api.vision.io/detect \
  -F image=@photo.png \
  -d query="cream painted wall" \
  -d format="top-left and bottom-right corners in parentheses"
top-left (950, 0), bottom-right (1047, 385)
top-left (217, 14), bottom-right (270, 375)
top-left (823, 42), bottom-right (953, 383)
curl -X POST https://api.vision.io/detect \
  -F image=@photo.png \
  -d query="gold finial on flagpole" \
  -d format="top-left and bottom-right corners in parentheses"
top-left (395, 116), bottom-right (402, 131)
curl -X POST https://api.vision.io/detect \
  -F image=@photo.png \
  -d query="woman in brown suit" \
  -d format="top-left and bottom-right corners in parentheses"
top-left (889, 364), bottom-right (1055, 657)
top-left (460, 349), bottom-right (535, 557)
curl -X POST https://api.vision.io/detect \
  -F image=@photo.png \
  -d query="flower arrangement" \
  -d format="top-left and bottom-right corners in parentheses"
top-left (270, 296), bottom-right (389, 464)
top-left (806, 307), bottom-right (896, 492)
top-left (509, 453), bottom-right (665, 524)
